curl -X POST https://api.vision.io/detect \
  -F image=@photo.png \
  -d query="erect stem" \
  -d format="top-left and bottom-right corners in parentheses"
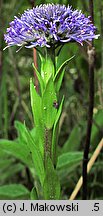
top-left (82, 0), bottom-right (95, 200)
top-left (46, 47), bottom-right (56, 74)
top-left (44, 128), bottom-right (52, 167)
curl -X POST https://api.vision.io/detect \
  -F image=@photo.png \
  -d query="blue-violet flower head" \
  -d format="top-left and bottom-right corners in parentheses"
top-left (4, 4), bottom-right (99, 49)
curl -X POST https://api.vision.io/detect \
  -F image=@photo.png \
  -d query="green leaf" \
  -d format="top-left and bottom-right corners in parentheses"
top-left (15, 121), bottom-right (39, 149)
top-left (43, 157), bottom-right (60, 200)
top-left (30, 78), bottom-right (42, 127)
top-left (54, 69), bottom-right (65, 93)
top-left (58, 162), bottom-right (81, 184)
top-left (54, 56), bottom-right (75, 93)
top-left (30, 79), bottom-right (44, 147)
top-left (24, 125), bottom-right (45, 186)
top-left (42, 77), bottom-right (57, 129)
top-left (39, 52), bottom-right (55, 84)
top-left (0, 184), bottom-right (30, 200)
top-left (57, 151), bottom-right (83, 183)
top-left (0, 139), bottom-right (33, 168)
top-left (62, 125), bottom-right (81, 153)
top-left (15, 120), bottom-right (44, 156)
top-left (57, 152), bottom-right (83, 169)
top-left (38, 52), bottom-right (45, 79)
top-left (32, 63), bottom-right (45, 94)
top-left (0, 158), bottom-right (14, 169)
top-left (30, 187), bottom-right (38, 200)
top-left (15, 120), bottom-right (28, 144)
top-left (52, 96), bottom-right (64, 163)
top-left (57, 164), bottom-right (83, 185)
top-left (0, 163), bottom-right (24, 183)
top-left (15, 120), bottom-right (39, 149)
top-left (54, 55), bottom-right (75, 80)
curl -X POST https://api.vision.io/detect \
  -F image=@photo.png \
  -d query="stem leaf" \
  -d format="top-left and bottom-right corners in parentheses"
top-left (52, 96), bottom-right (64, 163)
top-left (30, 187), bottom-right (38, 200)
top-left (0, 139), bottom-right (33, 168)
top-left (30, 79), bottom-right (44, 151)
top-left (24, 125), bottom-right (45, 186)
top-left (32, 63), bottom-right (44, 94)
top-left (43, 157), bottom-right (60, 200)
top-left (54, 55), bottom-right (75, 80)
top-left (42, 77), bottom-right (57, 129)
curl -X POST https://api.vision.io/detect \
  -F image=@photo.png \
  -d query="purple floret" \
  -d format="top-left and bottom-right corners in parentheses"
top-left (4, 4), bottom-right (99, 49)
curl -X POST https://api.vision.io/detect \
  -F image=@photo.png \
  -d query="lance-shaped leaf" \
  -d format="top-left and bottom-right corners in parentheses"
top-left (54, 69), bottom-right (65, 93)
top-left (57, 152), bottom-right (83, 182)
top-left (54, 56), bottom-right (75, 92)
top-left (43, 157), bottom-right (60, 200)
top-left (15, 120), bottom-right (29, 144)
top-left (42, 77), bottom-right (57, 129)
top-left (39, 53), bottom-right (45, 79)
top-left (0, 184), bottom-right (30, 199)
top-left (32, 63), bottom-right (45, 95)
top-left (57, 152), bottom-right (83, 169)
top-left (52, 96), bottom-right (64, 163)
top-left (15, 120), bottom-right (43, 154)
top-left (24, 125), bottom-right (45, 186)
top-left (54, 55), bottom-right (75, 80)
top-left (30, 79), bottom-right (42, 126)
top-left (0, 139), bottom-right (33, 168)
top-left (30, 187), bottom-right (38, 200)
top-left (30, 79), bottom-right (44, 148)
top-left (39, 52), bottom-right (55, 84)
top-left (1, 163), bottom-right (24, 183)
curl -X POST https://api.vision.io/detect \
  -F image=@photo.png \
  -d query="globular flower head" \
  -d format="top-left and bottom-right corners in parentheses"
top-left (4, 4), bottom-right (99, 50)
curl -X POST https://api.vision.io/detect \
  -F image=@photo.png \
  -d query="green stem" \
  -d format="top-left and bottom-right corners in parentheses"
top-left (44, 128), bottom-right (52, 166)
top-left (46, 47), bottom-right (56, 74)
top-left (52, 124), bottom-right (59, 167)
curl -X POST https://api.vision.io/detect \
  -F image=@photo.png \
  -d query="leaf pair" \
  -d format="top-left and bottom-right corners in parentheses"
top-left (30, 77), bottom-right (57, 130)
